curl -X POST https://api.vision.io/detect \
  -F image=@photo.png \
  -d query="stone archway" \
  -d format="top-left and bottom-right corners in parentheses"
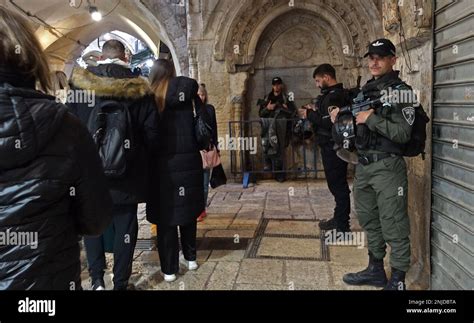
top-left (212, 0), bottom-right (383, 124)
top-left (208, 0), bottom-right (382, 177)
top-left (4, 0), bottom-right (189, 75)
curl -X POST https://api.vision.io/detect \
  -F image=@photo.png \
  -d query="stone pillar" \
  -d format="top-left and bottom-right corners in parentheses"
top-left (188, 46), bottom-right (199, 80)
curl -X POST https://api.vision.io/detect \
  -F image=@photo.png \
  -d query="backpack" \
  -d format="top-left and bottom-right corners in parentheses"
top-left (87, 100), bottom-right (135, 179)
top-left (403, 103), bottom-right (430, 159)
top-left (392, 83), bottom-right (430, 159)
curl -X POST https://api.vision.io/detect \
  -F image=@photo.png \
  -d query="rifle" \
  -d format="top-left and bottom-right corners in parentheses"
top-left (257, 98), bottom-right (269, 107)
top-left (325, 94), bottom-right (391, 119)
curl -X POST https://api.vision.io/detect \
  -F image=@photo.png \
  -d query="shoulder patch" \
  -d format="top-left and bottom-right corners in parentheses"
top-left (402, 107), bottom-right (416, 126)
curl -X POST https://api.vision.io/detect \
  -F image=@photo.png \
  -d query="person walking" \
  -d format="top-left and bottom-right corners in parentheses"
top-left (147, 59), bottom-right (210, 282)
top-left (68, 39), bottom-right (159, 290)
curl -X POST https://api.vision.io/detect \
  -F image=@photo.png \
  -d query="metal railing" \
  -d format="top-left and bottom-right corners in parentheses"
top-left (228, 119), bottom-right (323, 186)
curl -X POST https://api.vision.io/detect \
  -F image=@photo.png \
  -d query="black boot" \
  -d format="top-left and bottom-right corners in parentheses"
top-left (342, 252), bottom-right (388, 287)
top-left (319, 218), bottom-right (351, 233)
top-left (319, 218), bottom-right (337, 231)
top-left (384, 268), bottom-right (406, 291)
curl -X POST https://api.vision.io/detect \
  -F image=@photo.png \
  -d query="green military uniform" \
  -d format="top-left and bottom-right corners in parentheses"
top-left (354, 70), bottom-right (414, 272)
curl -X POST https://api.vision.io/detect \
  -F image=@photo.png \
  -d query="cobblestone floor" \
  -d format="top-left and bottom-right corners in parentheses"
top-left (80, 180), bottom-right (390, 291)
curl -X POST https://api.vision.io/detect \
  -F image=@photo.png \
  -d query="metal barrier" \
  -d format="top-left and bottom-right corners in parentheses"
top-left (227, 119), bottom-right (323, 187)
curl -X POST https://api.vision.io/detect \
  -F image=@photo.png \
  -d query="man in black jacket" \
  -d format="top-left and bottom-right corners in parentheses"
top-left (68, 40), bottom-right (159, 290)
top-left (301, 64), bottom-right (351, 232)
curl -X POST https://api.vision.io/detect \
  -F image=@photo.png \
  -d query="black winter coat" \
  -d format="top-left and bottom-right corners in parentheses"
top-left (146, 77), bottom-right (210, 226)
top-left (307, 83), bottom-right (349, 145)
top-left (68, 65), bottom-right (159, 205)
top-left (0, 79), bottom-right (113, 290)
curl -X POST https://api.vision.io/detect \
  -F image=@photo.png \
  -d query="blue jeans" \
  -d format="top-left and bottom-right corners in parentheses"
top-left (203, 169), bottom-right (211, 208)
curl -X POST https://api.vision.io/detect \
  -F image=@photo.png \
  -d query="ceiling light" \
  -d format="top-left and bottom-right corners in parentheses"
top-left (89, 6), bottom-right (102, 22)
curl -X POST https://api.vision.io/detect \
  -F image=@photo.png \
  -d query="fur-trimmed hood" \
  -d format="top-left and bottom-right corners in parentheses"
top-left (70, 67), bottom-right (151, 99)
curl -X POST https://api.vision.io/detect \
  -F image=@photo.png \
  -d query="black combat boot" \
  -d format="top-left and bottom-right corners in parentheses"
top-left (319, 218), bottom-right (351, 232)
top-left (319, 218), bottom-right (337, 231)
top-left (384, 268), bottom-right (406, 291)
top-left (342, 252), bottom-right (388, 287)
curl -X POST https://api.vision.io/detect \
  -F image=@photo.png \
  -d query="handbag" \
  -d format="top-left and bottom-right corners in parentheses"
top-left (193, 100), bottom-right (212, 150)
top-left (201, 146), bottom-right (221, 169)
top-left (210, 164), bottom-right (227, 189)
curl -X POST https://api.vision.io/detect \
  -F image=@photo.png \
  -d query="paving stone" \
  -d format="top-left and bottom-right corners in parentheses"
top-left (231, 218), bottom-right (260, 227)
top-left (257, 237), bottom-right (321, 259)
top-left (265, 220), bottom-right (320, 236)
top-left (237, 209), bottom-right (264, 218)
top-left (227, 223), bottom-right (259, 231)
top-left (236, 259), bottom-right (284, 285)
top-left (328, 246), bottom-right (369, 267)
top-left (234, 283), bottom-right (287, 290)
top-left (206, 205), bottom-right (242, 214)
top-left (180, 260), bottom-right (216, 277)
top-left (205, 213), bottom-right (236, 219)
top-left (205, 229), bottom-right (255, 239)
top-left (155, 272), bottom-right (210, 291)
top-left (263, 210), bottom-right (293, 219)
top-left (206, 261), bottom-right (240, 290)
top-left (197, 217), bottom-right (234, 230)
top-left (137, 224), bottom-right (152, 240)
top-left (214, 184), bottom-right (250, 192)
top-left (285, 260), bottom-right (331, 288)
top-left (240, 192), bottom-right (267, 200)
top-left (226, 191), bottom-right (243, 201)
top-left (208, 250), bottom-right (246, 262)
top-left (292, 214), bottom-right (317, 220)
top-left (197, 250), bottom-right (212, 263)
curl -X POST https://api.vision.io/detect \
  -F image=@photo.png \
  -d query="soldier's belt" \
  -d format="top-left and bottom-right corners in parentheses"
top-left (358, 153), bottom-right (398, 166)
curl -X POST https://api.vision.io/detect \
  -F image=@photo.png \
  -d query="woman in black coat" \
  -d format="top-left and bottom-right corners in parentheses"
top-left (0, 6), bottom-right (112, 290)
top-left (147, 59), bottom-right (210, 282)
top-left (196, 83), bottom-right (219, 222)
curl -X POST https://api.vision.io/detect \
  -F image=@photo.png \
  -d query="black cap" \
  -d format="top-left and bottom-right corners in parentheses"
top-left (272, 77), bottom-right (283, 85)
top-left (364, 38), bottom-right (396, 58)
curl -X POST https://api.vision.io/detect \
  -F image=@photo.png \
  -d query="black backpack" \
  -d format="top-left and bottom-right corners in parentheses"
top-left (87, 100), bottom-right (135, 178)
top-left (392, 83), bottom-right (430, 159)
top-left (403, 103), bottom-right (430, 159)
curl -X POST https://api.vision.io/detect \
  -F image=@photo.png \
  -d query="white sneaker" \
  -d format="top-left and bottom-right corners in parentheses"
top-left (179, 252), bottom-right (199, 271)
top-left (163, 273), bottom-right (177, 282)
top-left (187, 261), bottom-right (199, 271)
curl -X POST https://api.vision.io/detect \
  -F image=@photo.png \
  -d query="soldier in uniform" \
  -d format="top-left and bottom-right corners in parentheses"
top-left (330, 39), bottom-right (415, 290)
top-left (300, 64), bottom-right (351, 233)
top-left (259, 77), bottom-right (296, 182)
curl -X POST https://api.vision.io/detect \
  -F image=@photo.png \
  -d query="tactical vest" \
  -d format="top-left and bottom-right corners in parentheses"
top-left (355, 80), bottom-right (408, 155)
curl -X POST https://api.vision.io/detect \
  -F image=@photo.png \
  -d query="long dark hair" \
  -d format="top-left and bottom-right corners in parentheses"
top-left (0, 6), bottom-right (52, 92)
top-left (149, 59), bottom-right (175, 114)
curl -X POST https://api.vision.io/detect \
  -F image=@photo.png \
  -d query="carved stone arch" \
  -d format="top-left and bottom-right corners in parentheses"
top-left (252, 10), bottom-right (345, 72)
top-left (213, 0), bottom-right (382, 73)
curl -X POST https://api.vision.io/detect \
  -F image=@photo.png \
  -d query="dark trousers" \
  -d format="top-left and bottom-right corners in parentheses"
top-left (320, 143), bottom-right (351, 229)
top-left (84, 204), bottom-right (138, 290)
top-left (157, 221), bottom-right (197, 275)
top-left (264, 156), bottom-right (286, 180)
